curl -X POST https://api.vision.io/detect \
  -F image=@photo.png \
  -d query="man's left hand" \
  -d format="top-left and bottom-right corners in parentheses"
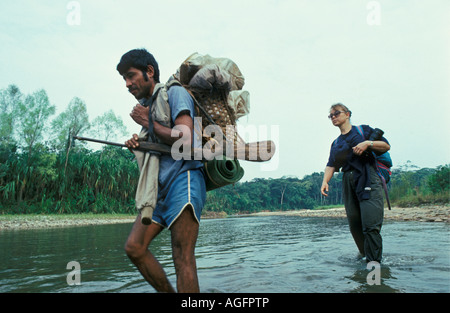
top-left (130, 104), bottom-right (150, 128)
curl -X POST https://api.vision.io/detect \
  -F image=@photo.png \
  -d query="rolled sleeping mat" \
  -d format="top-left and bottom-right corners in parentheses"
top-left (203, 159), bottom-right (244, 191)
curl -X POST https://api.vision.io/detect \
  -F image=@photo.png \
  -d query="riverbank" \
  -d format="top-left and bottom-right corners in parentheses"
top-left (0, 205), bottom-right (448, 230)
top-left (245, 204), bottom-right (450, 223)
top-left (0, 214), bottom-right (136, 230)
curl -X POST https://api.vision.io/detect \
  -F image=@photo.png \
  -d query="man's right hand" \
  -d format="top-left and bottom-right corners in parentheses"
top-left (125, 134), bottom-right (140, 151)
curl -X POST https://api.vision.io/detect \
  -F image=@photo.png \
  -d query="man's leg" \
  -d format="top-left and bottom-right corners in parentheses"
top-left (170, 206), bottom-right (200, 293)
top-left (124, 214), bottom-right (176, 292)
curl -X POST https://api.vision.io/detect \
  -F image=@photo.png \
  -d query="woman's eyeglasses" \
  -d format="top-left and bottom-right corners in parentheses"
top-left (328, 111), bottom-right (347, 119)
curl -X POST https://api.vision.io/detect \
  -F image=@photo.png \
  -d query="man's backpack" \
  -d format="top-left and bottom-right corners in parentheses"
top-left (169, 53), bottom-right (250, 191)
top-left (171, 52), bottom-right (250, 146)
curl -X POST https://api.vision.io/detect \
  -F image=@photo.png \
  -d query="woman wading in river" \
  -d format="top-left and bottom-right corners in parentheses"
top-left (321, 103), bottom-right (390, 262)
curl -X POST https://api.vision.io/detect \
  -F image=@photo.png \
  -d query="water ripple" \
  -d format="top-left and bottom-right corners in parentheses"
top-left (0, 216), bottom-right (448, 293)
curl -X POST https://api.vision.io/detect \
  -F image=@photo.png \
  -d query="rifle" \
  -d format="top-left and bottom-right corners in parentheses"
top-left (73, 136), bottom-right (276, 162)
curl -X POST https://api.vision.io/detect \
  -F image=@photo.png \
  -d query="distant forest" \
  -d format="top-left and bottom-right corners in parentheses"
top-left (1, 84), bottom-right (449, 215)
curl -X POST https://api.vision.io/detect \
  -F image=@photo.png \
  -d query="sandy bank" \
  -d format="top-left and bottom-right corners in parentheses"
top-left (1, 205), bottom-right (448, 230)
top-left (247, 205), bottom-right (450, 223)
top-left (0, 214), bottom-right (136, 230)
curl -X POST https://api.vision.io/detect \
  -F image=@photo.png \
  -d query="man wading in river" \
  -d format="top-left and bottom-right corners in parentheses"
top-left (118, 49), bottom-right (206, 292)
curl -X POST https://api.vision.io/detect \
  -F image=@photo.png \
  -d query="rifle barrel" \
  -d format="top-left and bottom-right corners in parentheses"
top-left (73, 136), bottom-right (172, 155)
top-left (73, 136), bottom-right (127, 148)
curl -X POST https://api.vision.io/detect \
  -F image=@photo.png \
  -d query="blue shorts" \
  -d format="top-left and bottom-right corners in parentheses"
top-left (152, 169), bottom-right (206, 229)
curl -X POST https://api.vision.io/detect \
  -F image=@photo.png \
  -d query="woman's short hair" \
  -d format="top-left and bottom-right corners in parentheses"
top-left (330, 103), bottom-right (352, 117)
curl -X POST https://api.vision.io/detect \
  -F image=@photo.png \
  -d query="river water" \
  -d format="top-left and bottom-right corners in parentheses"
top-left (0, 215), bottom-right (449, 293)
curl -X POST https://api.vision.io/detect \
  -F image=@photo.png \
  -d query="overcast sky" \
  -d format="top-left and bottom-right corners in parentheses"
top-left (1, 0), bottom-right (449, 181)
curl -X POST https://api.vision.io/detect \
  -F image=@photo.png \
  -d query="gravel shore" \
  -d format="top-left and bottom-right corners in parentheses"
top-left (0, 205), bottom-right (448, 230)
top-left (248, 205), bottom-right (450, 223)
top-left (0, 214), bottom-right (136, 230)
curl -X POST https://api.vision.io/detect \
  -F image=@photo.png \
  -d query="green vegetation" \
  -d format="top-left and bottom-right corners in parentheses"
top-left (389, 163), bottom-right (449, 207)
top-left (203, 164), bottom-right (449, 214)
top-left (1, 84), bottom-right (448, 215)
top-left (0, 84), bottom-right (133, 214)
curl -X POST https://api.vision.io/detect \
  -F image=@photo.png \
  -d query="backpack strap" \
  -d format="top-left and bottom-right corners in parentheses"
top-left (378, 169), bottom-right (392, 210)
top-left (165, 78), bottom-right (182, 90)
top-left (144, 86), bottom-right (163, 143)
top-left (143, 81), bottom-right (180, 143)
top-left (356, 125), bottom-right (365, 139)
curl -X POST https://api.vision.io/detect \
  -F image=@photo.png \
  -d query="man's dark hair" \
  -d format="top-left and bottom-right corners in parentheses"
top-left (116, 48), bottom-right (160, 83)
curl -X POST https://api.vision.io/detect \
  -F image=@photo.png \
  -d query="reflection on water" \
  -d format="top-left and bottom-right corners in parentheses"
top-left (0, 216), bottom-right (449, 293)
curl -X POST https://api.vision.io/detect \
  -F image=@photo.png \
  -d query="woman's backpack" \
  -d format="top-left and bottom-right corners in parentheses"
top-left (355, 125), bottom-right (392, 210)
top-left (355, 125), bottom-right (392, 184)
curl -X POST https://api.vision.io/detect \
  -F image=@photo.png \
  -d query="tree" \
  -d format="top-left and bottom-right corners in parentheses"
top-left (89, 109), bottom-right (128, 142)
top-left (0, 84), bottom-right (23, 144)
top-left (428, 164), bottom-right (450, 194)
top-left (17, 89), bottom-right (55, 165)
top-left (51, 97), bottom-right (90, 151)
